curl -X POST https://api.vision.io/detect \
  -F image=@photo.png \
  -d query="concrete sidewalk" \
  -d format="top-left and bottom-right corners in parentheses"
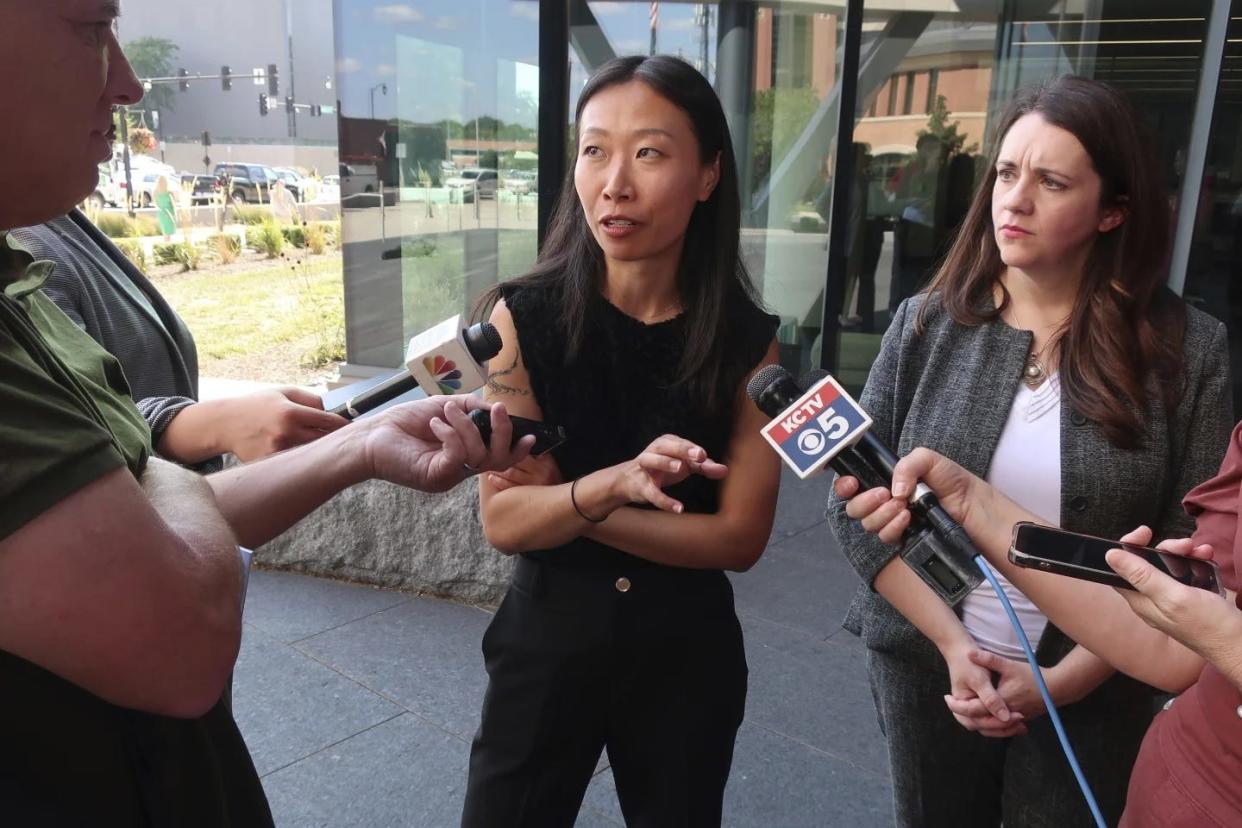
top-left (233, 469), bottom-right (893, 826)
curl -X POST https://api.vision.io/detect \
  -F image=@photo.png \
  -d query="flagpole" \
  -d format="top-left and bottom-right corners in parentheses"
top-left (649, 1), bottom-right (658, 55)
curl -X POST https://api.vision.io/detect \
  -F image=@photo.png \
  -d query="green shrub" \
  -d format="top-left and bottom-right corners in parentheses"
top-left (95, 213), bottom-right (133, 238)
top-left (133, 215), bottom-right (162, 237)
top-left (176, 242), bottom-right (203, 272)
top-left (322, 220), bottom-right (340, 248)
top-left (209, 233), bottom-right (241, 264)
top-left (281, 224), bottom-right (307, 249)
top-left (152, 242), bottom-right (181, 266)
top-left (154, 242), bottom-right (203, 271)
top-left (116, 239), bottom-right (146, 269)
top-left (304, 222), bottom-right (327, 255)
top-left (301, 338), bottom-right (346, 369)
top-left (247, 222), bottom-right (285, 258)
top-left (234, 205), bottom-right (268, 225)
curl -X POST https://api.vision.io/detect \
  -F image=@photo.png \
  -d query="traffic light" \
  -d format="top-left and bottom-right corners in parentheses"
top-left (201, 130), bottom-right (211, 148)
top-left (285, 95), bottom-right (294, 113)
top-left (221, 66), bottom-right (232, 92)
top-left (267, 63), bottom-right (279, 96)
top-left (259, 93), bottom-right (269, 116)
top-left (310, 104), bottom-right (322, 117)
top-left (178, 68), bottom-right (189, 92)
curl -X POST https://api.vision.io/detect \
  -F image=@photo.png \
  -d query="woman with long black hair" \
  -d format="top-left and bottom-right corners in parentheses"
top-left (459, 55), bottom-right (781, 827)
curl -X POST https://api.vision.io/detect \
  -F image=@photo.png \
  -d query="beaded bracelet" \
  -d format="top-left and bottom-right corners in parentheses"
top-left (570, 477), bottom-right (607, 523)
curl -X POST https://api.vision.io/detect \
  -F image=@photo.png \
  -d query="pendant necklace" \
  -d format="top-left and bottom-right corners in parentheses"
top-left (1024, 341), bottom-right (1053, 389)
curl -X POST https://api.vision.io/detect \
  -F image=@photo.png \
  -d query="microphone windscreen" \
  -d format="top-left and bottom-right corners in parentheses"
top-left (800, 368), bottom-right (830, 387)
top-left (747, 363), bottom-right (795, 403)
top-left (464, 322), bottom-right (503, 363)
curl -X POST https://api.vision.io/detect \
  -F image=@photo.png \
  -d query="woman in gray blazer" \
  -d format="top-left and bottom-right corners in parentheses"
top-left (826, 76), bottom-right (1233, 827)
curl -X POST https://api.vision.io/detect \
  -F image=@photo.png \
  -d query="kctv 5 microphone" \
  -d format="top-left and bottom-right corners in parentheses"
top-left (746, 364), bottom-right (982, 605)
top-left (329, 315), bottom-right (502, 419)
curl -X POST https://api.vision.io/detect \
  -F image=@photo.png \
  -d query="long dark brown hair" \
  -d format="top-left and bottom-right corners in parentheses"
top-left (477, 54), bottom-right (763, 417)
top-left (919, 75), bottom-right (1185, 449)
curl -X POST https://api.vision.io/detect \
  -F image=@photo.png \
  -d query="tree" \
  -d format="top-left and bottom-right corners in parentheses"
top-left (750, 87), bottom-right (821, 192)
top-left (918, 94), bottom-right (978, 157)
top-left (124, 37), bottom-right (180, 116)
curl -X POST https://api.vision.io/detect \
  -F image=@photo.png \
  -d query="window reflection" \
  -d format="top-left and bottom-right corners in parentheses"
top-left (335, 0), bottom-right (540, 373)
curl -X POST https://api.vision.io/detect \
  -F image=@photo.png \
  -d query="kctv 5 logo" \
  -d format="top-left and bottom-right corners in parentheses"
top-left (760, 375), bottom-right (872, 479)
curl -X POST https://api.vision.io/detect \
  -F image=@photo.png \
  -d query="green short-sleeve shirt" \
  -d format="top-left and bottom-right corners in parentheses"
top-left (0, 231), bottom-right (150, 540)
top-left (0, 232), bottom-right (271, 824)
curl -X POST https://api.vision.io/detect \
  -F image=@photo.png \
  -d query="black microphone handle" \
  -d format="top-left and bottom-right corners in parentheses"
top-left (850, 432), bottom-right (975, 550)
top-left (328, 371), bottom-right (420, 420)
top-left (756, 364), bottom-right (981, 603)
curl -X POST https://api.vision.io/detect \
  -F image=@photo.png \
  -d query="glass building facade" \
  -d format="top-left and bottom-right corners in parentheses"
top-left (332, 0), bottom-right (1242, 410)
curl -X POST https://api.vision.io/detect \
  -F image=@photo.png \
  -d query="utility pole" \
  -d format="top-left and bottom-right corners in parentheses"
top-left (286, 0), bottom-right (297, 139)
top-left (698, 4), bottom-right (711, 76)
top-left (119, 111), bottom-right (135, 217)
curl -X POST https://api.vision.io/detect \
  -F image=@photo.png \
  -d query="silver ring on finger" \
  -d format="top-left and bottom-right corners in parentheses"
top-left (462, 462), bottom-right (482, 475)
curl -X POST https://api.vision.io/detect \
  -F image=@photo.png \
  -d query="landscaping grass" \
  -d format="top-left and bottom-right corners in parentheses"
top-left (152, 255), bottom-right (344, 383)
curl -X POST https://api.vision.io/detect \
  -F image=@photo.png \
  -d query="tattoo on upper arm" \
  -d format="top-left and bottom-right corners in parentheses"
top-left (486, 353), bottom-right (531, 396)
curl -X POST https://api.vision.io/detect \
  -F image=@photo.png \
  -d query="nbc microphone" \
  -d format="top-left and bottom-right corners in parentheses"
top-left (329, 315), bottom-right (502, 419)
top-left (746, 364), bottom-right (982, 605)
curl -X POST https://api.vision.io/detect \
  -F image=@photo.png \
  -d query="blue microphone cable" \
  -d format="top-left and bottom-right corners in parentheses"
top-left (974, 555), bottom-right (1106, 828)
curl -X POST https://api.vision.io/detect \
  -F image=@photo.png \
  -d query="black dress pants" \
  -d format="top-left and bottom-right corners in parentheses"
top-left (461, 557), bottom-right (748, 828)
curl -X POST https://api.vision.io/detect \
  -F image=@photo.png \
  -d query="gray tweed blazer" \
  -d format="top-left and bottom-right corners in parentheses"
top-left (826, 291), bottom-right (1234, 673)
top-left (9, 211), bottom-right (203, 457)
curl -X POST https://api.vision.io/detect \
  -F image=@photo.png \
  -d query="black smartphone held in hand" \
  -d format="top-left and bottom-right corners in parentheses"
top-left (468, 408), bottom-right (567, 456)
top-left (1009, 521), bottom-right (1224, 595)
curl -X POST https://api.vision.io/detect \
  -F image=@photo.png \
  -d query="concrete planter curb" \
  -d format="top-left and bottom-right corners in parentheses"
top-left (255, 476), bottom-right (513, 606)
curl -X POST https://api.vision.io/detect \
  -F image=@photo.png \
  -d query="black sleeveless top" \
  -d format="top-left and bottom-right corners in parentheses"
top-left (501, 283), bottom-right (778, 570)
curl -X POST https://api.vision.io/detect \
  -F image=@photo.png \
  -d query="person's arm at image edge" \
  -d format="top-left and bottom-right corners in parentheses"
top-left (0, 460), bottom-right (242, 718)
top-left (841, 452), bottom-right (1211, 692)
top-left (154, 386), bottom-right (349, 465)
top-left (209, 394), bottom-right (530, 549)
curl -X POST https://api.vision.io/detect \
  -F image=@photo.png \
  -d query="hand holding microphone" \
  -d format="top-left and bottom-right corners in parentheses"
top-left (329, 316), bottom-right (503, 420)
top-left (360, 395), bottom-right (536, 493)
top-left (329, 314), bottom-right (567, 455)
top-left (746, 364), bottom-right (983, 604)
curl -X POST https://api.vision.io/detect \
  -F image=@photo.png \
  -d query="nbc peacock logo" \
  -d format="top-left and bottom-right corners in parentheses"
top-left (424, 355), bottom-right (463, 393)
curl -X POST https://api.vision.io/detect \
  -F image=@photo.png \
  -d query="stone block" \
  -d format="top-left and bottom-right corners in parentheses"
top-left (255, 477), bottom-right (513, 605)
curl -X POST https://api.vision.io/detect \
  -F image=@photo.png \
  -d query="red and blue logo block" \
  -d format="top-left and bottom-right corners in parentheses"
top-left (760, 375), bottom-right (873, 479)
top-left (423, 355), bottom-right (464, 394)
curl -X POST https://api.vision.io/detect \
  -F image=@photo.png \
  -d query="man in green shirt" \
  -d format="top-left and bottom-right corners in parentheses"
top-left (0, 3), bottom-right (533, 823)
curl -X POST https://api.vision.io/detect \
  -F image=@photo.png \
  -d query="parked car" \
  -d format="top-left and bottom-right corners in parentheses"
top-left (445, 168), bottom-right (499, 201)
top-left (83, 164), bottom-right (118, 211)
top-left (271, 167), bottom-right (307, 201)
top-left (339, 163), bottom-right (381, 206)
top-left (320, 174), bottom-right (341, 203)
top-left (108, 155), bottom-right (176, 208)
top-left (501, 169), bottom-right (536, 195)
top-left (213, 162), bottom-right (280, 204)
top-left (180, 172), bottom-right (218, 206)
top-left (133, 171), bottom-right (165, 208)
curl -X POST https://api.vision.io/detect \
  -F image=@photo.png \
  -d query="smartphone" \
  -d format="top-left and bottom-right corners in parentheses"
top-left (1009, 521), bottom-right (1223, 595)
top-left (468, 408), bottom-right (567, 456)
